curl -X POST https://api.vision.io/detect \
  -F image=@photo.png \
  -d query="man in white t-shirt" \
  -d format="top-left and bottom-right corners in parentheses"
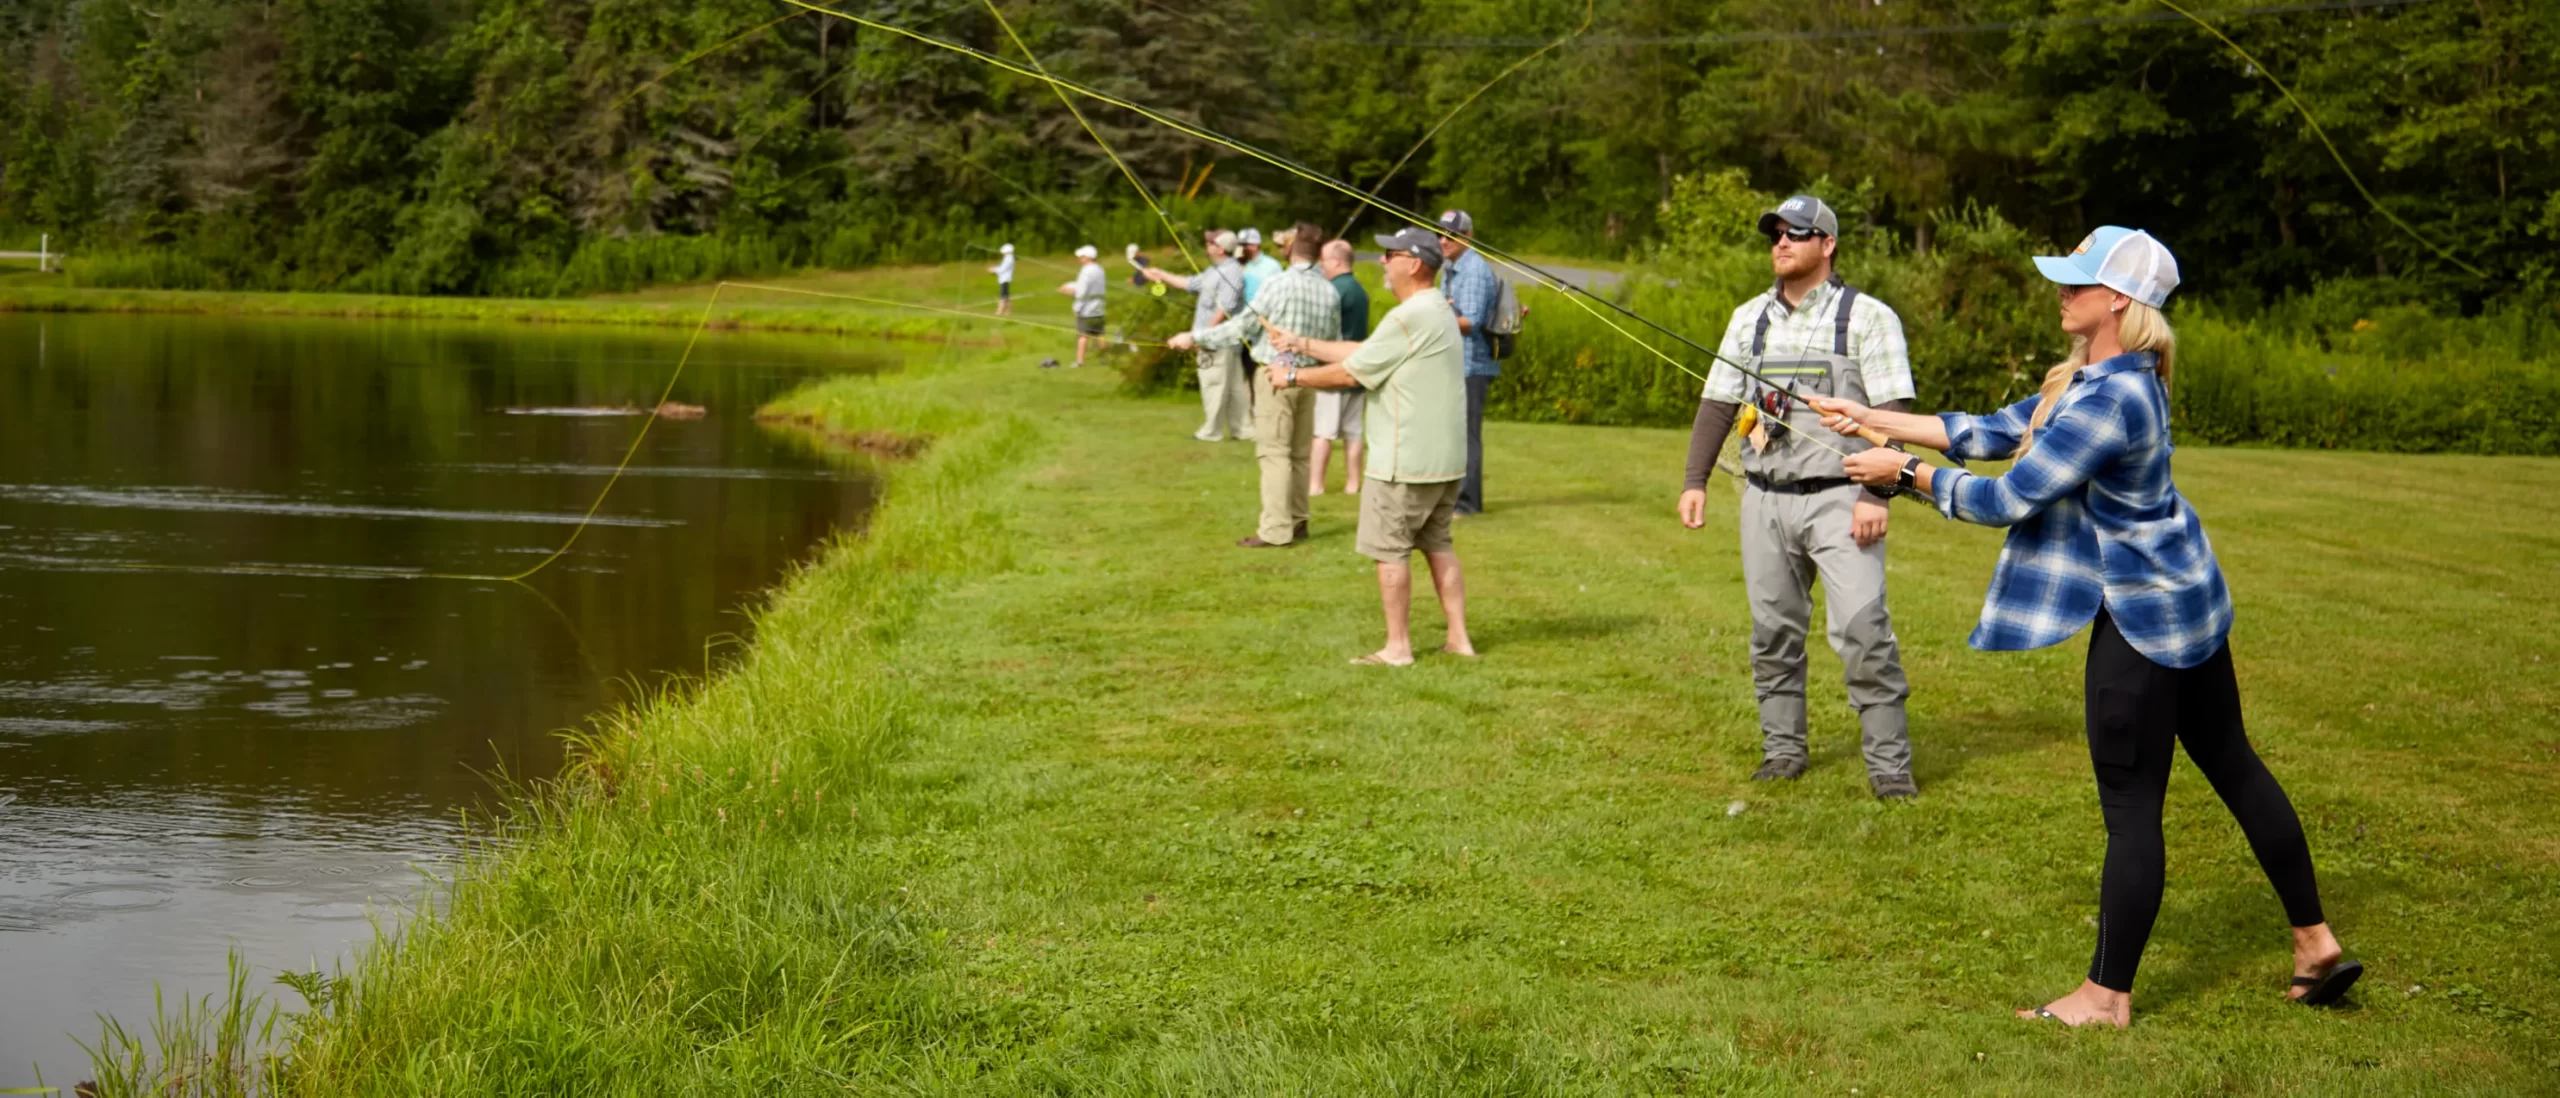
top-left (989, 243), bottom-right (1017, 316)
top-left (1058, 244), bottom-right (1106, 368)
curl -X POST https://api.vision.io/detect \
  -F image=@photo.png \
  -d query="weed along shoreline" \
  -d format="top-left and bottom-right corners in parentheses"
top-left (237, 341), bottom-right (2556, 1089)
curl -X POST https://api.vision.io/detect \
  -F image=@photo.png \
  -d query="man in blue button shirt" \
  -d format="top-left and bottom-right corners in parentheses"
top-left (1435, 210), bottom-right (1498, 514)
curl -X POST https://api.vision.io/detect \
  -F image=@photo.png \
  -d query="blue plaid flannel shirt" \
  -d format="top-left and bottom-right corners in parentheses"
top-left (1440, 248), bottom-right (1499, 378)
top-left (1930, 351), bottom-right (2233, 669)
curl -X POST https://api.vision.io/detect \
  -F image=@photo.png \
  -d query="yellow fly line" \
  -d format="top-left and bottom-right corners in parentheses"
top-left (613, 8), bottom-right (812, 113)
top-left (1336, 0), bottom-right (1595, 239)
top-left (762, 0), bottom-right (1874, 455)
top-left (2149, 0), bottom-right (2485, 279)
top-left (976, 0), bottom-right (1202, 271)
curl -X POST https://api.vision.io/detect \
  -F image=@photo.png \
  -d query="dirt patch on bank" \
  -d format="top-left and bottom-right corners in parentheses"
top-left (752, 410), bottom-right (932, 459)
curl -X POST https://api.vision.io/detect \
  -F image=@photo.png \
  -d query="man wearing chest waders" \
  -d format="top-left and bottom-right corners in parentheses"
top-left (1677, 195), bottom-right (1920, 800)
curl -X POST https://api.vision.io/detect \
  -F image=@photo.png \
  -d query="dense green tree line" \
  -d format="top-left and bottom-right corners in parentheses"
top-left (1, 0), bottom-right (2553, 304)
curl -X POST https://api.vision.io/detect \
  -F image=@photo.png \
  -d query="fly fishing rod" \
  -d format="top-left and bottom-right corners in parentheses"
top-left (766, 0), bottom-right (1898, 452)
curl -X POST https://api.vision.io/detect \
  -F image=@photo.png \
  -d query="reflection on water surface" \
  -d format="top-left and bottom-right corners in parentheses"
top-left (0, 313), bottom-right (887, 1080)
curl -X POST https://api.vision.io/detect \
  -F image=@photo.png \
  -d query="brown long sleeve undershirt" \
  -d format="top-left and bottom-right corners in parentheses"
top-left (1684, 398), bottom-right (1911, 503)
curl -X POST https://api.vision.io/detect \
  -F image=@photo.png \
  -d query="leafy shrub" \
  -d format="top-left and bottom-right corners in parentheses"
top-left (1490, 191), bottom-right (2560, 455)
top-left (1113, 284), bottom-right (1200, 396)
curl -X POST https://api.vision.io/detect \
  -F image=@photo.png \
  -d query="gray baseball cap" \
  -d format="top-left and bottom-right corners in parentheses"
top-left (1374, 226), bottom-right (1447, 269)
top-left (1436, 209), bottom-right (1474, 235)
top-left (1757, 194), bottom-right (1839, 239)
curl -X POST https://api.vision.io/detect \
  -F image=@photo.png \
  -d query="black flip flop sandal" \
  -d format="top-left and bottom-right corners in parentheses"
top-left (2292, 959), bottom-right (2364, 1007)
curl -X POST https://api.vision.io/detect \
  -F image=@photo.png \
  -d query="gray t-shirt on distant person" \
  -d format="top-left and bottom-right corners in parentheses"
top-left (1184, 259), bottom-right (1245, 334)
top-left (1073, 263), bottom-right (1108, 318)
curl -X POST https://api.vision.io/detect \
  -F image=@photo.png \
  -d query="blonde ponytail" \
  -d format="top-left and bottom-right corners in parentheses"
top-left (2013, 301), bottom-right (2177, 458)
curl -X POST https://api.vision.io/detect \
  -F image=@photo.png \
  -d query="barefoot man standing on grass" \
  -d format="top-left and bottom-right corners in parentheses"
top-left (1265, 225), bottom-right (1473, 666)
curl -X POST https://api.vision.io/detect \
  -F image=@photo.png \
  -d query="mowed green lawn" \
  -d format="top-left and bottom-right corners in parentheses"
top-left (285, 336), bottom-right (2559, 1095)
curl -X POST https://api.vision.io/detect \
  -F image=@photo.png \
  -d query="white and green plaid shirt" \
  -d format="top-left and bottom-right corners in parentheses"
top-left (1195, 262), bottom-right (1341, 365)
top-left (1700, 278), bottom-right (1915, 404)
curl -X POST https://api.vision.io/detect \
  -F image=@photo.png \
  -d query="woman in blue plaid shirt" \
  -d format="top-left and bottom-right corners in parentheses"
top-left (1811, 228), bottom-right (2360, 1028)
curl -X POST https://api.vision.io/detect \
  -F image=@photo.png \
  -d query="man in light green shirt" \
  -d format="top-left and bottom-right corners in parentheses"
top-left (1267, 225), bottom-right (1475, 667)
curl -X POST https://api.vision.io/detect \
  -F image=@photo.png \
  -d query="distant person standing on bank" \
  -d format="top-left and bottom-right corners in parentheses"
top-left (1265, 224), bottom-right (1474, 665)
top-left (1237, 228), bottom-right (1282, 305)
top-left (1435, 210), bottom-right (1497, 515)
top-left (1143, 230), bottom-right (1251, 441)
top-left (1169, 222), bottom-right (1340, 548)
top-left (1309, 238), bottom-right (1371, 496)
top-left (1676, 194), bottom-right (1920, 801)
top-left (1061, 244), bottom-right (1106, 368)
top-left (990, 243), bottom-right (1016, 316)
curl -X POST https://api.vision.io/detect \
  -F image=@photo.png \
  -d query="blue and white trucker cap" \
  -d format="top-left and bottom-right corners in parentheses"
top-left (2034, 227), bottom-right (2180, 308)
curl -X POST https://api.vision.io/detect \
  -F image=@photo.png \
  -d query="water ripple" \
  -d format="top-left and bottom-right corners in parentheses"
top-left (0, 484), bottom-right (680, 528)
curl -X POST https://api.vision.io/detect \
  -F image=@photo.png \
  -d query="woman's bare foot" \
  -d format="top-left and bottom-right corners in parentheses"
top-left (1308, 482), bottom-right (1327, 497)
top-left (2016, 980), bottom-right (2131, 1028)
top-left (1439, 644), bottom-right (1478, 658)
top-left (2289, 923), bottom-right (2345, 1000)
top-left (1350, 649), bottom-right (1414, 667)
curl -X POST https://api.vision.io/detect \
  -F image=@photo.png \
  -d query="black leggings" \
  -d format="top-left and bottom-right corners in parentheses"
top-left (2083, 610), bottom-right (2325, 992)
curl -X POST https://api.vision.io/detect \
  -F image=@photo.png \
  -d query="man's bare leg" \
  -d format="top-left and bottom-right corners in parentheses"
top-left (1309, 438), bottom-right (1332, 496)
top-left (1363, 559), bottom-right (1415, 666)
top-left (1074, 334), bottom-right (1089, 367)
top-left (1423, 549), bottom-right (1474, 655)
top-left (1343, 441), bottom-right (1366, 494)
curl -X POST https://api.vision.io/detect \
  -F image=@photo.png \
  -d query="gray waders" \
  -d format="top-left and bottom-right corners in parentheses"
top-left (1736, 283), bottom-right (1912, 778)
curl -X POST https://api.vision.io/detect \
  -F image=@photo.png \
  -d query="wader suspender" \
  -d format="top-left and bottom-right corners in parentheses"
top-left (1749, 278), bottom-right (1859, 359)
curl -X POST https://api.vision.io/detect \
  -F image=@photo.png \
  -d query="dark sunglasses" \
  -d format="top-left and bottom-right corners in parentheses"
top-left (1381, 249), bottom-right (1414, 262)
top-left (1768, 226), bottom-right (1827, 244)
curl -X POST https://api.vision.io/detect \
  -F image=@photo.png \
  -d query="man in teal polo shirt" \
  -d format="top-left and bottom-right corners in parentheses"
top-left (1309, 238), bottom-right (1372, 496)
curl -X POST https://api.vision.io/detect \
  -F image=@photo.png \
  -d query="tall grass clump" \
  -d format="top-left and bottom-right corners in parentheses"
top-left (76, 953), bottom-right (288, 1098)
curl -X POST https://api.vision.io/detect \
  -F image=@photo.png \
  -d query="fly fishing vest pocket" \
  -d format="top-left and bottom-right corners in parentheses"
top-left (1738, 283), bottom-right (1875, 486)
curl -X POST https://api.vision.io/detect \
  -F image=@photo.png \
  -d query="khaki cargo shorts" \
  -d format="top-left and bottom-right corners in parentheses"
top-left (1313, 389), bottom-right (1365, 441)
top-left (1356, 478), bottom-right (1462, 563)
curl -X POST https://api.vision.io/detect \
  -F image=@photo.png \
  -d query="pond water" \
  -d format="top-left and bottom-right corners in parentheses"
top-left (0, 312), bottom-right (889, 1082)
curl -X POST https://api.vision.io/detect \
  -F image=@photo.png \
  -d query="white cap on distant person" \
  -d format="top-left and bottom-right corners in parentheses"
top-left (1074, 244), bottom-right (1099, 259)
top-left (1211, 230), bottom-right (1238, 252)
top-left (1237, 228), bottom-right (1262, 245)
top-left (999, 242), bottom-right (1014, 254)
top-left (2035, 226), bottom-right (2180, 308)
top-left (1124, 243), bottom-right (1140, 261)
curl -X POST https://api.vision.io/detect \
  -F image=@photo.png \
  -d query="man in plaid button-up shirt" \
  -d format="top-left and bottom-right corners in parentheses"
top-left (1174, 221), bottom-right (1341, 547)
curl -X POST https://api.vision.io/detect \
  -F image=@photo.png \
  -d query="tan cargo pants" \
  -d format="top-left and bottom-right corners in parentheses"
top-left (1254, 369), bottom-right (1315, 543)
top-left (1195, 346), bottom-right (1252, 441)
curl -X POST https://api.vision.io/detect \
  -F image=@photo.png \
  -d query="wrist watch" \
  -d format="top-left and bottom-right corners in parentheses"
top-left (1284, 366), bottom-right (1299, 388)
top-left (1896, 454), bottom-right (1925, 494)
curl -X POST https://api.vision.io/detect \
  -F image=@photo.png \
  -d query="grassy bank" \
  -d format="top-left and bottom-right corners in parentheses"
top-left (184, 336), bottom-right (2560, 1092)
top-left (0, 260), bottom-right (1110, 342)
